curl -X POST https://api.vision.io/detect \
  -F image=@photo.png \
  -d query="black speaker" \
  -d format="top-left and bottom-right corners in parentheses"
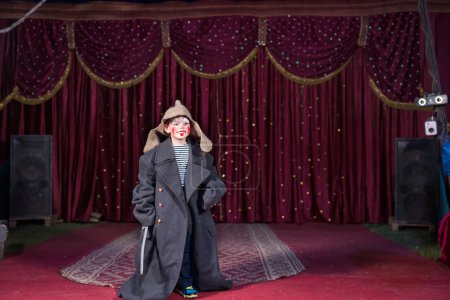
top-left (10, 135), bottom-right (52, 223)
top-left (395, 138), bottom-right (439, 226)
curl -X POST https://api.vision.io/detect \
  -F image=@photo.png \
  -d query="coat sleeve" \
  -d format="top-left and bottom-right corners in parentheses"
top-left (201, 153), bottom-right (227, 211)
top-left (132, 153), bottom-right (156, 227)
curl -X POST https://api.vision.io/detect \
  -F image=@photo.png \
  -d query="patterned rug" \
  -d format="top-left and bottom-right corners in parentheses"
top-left (60, 223), bottom-right (305, 288)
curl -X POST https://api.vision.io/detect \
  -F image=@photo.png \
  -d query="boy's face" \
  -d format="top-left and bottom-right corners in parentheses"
top-left (165, 116), bottom-right (191, 143)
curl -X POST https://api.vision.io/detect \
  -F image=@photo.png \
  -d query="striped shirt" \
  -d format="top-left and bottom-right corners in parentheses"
top-left (173, 144), bottom-right (190, 186)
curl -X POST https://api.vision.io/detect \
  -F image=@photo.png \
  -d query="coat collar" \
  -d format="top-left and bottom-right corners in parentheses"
top-left (154, 137), bottom-right (175, 164)
top-left (154, 139), bottom-right (185, 206)
top-left (154, 138), bottom-right (211, 202)
top-left (185, 143), bottom-right (211, 201)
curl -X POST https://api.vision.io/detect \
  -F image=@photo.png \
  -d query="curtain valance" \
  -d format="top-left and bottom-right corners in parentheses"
top-left (365, 12), bottom-right (421, 104)
top-left (0, 13), bottom-right (422, 109)
top-left (266, 16), bottom-right (359, 83)
top-left (15, 19), bottom-right (71, 104)
top-left (75, 20), bottom-right (163, 88)
top-left (171, 16), bottom-right (258, 78)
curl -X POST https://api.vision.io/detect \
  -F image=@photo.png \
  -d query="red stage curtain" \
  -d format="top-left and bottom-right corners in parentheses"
top-left (0, 47), bottom-right (428, 223)
top-left (15, 19), bottom-right (70, 102)
top-left (267, 16), bottom-right (360, 79)
top-left (0, 13), bottom-right (437, 223)
top-left (365, 12), bottom-right (421, 101)
top-left (170, 16), bottom-right (258, 76)
top-left (75, 19), bottom-right (163, 87)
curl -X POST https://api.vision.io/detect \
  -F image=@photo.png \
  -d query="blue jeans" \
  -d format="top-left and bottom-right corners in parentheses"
top-left (178, 232), bottom-right (194, 288)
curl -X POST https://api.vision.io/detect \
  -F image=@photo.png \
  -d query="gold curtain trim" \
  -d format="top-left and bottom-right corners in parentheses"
top-left (266, 48), bottom-right (352, 85)
top-left (369, 77), bottom-right (431, 111)
top-left (76, 49), bottom-right (164, 89)
top-left (14, 51), bottom-right (73, 105)
top-left (171, 48), bottom-right (258, 79)
top-left (2, 1), bottom-right (450, 20)
top-left (0, 86), bottom-right (19, 110)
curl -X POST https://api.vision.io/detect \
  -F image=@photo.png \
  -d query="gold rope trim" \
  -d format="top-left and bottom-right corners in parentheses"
top-left (0, 86), bottom-right (19, 110)
top-left (369, 77), bottom-right (431, 111)
top-left (76, 48), bottom-right (164, 89)
top-left (14, 51), bottom-right (73, 105)
top-left (171, 48), bottom-right (257, 79)
top-left (266, 48), bottom-right (352, 85)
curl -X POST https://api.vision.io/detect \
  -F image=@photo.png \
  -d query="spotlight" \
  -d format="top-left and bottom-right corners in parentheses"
top-left (415, 94), bottom-right (448, 107)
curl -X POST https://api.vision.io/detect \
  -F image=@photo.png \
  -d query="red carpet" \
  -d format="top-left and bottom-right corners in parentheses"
top-left (0, 222), bottom-right (449, 300)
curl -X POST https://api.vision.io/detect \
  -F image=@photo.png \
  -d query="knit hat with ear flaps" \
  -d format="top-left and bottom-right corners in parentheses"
top-left (143, 100), bottom-right (213, 153)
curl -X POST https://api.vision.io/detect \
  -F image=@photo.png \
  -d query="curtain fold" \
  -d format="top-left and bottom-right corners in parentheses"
top-left (1, 14), bottom-right (426, 109)
top-left (0, 12), bottom-right (440, 223)
top-left (15, 19), bottom-right (70, 103)
top-left (75, 20), bottom-right (163, 88)
top-left (0, 19), bottom-right (17, 110)
top-left (266, 16), bottom-right (360, 81)
top-left (170, 16), bottom-right (259, 77)
top-left (365, 12), bottom-right (422, 102)
top-left (52, 60), bottom-right (99, 221)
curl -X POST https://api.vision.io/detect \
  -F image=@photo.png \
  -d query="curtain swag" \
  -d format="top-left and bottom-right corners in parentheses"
top-left (266, 48), bottom-right (353, 85)
top-left (172, 48), bottom-right (258, 80)
top-left (0, 13), bottom-right (423, 111)
top-left (369, 78), bottom-right (430, 111)
top-left (15, 51), bottom-right (72, 105)
top-left (76, 49), bottom-right (164, 89)
top-left (0, 86), bottom-right (18, 110)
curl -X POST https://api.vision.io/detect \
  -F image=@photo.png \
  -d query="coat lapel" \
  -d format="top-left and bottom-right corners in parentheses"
top-left (154, 139), bottom-right (186, 204)
top-left (185, 144), bottom-right (211, 202)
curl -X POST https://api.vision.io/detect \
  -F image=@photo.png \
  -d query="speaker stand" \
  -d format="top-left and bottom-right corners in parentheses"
top-left (389, 216), bottom-right (436, 232)
top-left (9, 216), bottom-right (52, 228)
top-left (0, 224), bottom-right (7, 260)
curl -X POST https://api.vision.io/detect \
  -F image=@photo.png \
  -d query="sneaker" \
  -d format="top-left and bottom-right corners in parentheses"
top-left (174, 285), bottom-right (198, 299)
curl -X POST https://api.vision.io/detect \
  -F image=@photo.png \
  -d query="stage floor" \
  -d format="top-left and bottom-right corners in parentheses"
top-left (0, 222), bottom-right (449, 300)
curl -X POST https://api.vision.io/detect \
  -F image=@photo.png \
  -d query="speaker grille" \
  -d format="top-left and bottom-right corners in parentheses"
top-left (10, 135), bottom-right (52, 219)
top-left (395, 138), bottom-right (439, 224)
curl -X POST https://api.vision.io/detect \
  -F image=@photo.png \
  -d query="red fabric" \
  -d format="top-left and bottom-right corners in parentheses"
top-left (11, 14), bottom-right (423, 98)
top-left (16, 19), bottom-right (69, 99)
top-left (75, 20), bottom-right (162, 82)
top-left (51, 61), bottom-right (100, 222)
top-left (0, 13), bottom-right (439, 223)
top-left (0, 20), bottom-right (16, 105)
top-left (267, 16), bottom-right (359, 77)
top-left (438, 212), bottom-right (450, 266)
top-left (0, 47), bottom-right (430, 223)
top-left (365, 12), bottom-right (422, 101)
top-left (170, 16), bottom-right (258, 73)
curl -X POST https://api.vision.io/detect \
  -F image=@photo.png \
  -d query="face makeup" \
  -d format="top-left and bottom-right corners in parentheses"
top-left (165, 116), bottom-right (191, 145)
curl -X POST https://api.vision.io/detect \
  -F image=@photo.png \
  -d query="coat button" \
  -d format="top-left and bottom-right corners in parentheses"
top-left (158, 203), bottom-right (164, 208)
top-left (158, 187), bottom-right (163, 192)
top-left (157, 218), bottom-right (162, 224)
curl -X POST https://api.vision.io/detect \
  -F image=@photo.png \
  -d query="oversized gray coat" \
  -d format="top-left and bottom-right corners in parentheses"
top-left (118, 138), bottom-right (232, 300)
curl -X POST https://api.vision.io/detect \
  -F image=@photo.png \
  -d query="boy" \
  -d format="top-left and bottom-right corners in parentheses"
top-left (118, 100), bottom-right (232, 300)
